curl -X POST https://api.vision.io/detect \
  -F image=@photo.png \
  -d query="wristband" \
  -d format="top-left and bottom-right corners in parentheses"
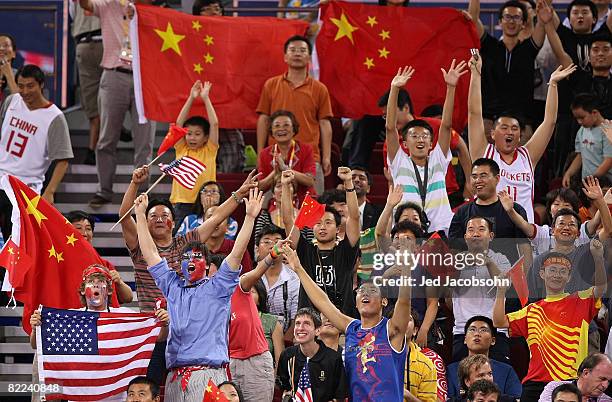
top-left (264, 256), bottom-right (274, 267)
top-left (345, 187), bottom-right (356, 192)
top-left (270, 244), bottom-right (281, 259)
top-left (231, 191), bottom-right (243, 204)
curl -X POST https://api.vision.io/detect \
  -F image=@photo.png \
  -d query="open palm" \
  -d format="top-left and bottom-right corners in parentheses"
top-left (550, 64), bottom-right (577, 83)
top-left (441, 59), bottom-right (468, 87)
top-left (391, 66), bottom-right (415, 88)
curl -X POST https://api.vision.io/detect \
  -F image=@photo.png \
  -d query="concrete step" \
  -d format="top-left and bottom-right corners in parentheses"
top-left (57, 182), bottom-right (173, 194)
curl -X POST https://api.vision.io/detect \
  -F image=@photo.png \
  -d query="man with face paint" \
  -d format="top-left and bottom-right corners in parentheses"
top-left (134, 188), bottom-right (261, 402)
top-left (29, 264), bottom-right (169, 401)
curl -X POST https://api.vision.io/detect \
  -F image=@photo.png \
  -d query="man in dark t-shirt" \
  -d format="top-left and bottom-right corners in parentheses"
top-left (281, 168), bottom-right (361, 317)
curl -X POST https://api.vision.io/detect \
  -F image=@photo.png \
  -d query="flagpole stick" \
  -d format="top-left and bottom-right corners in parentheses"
top-left (146, 153), bottom-right (164, 168)
top-left (110, 173), bottom-right (167, 231)
top-left (286, 224), bottom-right (297, 241)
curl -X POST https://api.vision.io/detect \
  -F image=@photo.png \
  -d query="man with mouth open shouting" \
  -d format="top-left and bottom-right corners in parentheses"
top-left (283, 237), bottom-right (414, 401)
top-left (134, 188), bottom-right (259, 402)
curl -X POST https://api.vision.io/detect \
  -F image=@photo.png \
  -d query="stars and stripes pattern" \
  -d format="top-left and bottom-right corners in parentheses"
top-left (159, 156), bottom-right (206, 189)
top-left (294, 358), bottom-right (313, 402)
top-left (36, 307), bottom-right (160, 401)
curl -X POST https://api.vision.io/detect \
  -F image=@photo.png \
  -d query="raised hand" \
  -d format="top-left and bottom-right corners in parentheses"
top-left (30, 310), bottom-right (42, 327)
top-left (604, 188), bottom-right (612, 204)
top-left (390, 66), bottom-right (415, 88)
top-left (469, 49), bottom-right (482, 73)
top-left (550, 64), bottom-right (577, 84)
top-left (497, 190), bottom-right (515, 212)
top-left (245, 188), bottom-right (264, 218)
top-left (190, 80), bottom-right (203, 100)
top-left (337, 166), bottom-right (352, 183)
top-left (132, 165), bottom-right (150, 185)
top-left (582, 176), bottom-right (604, 200)
top-left (386, 184), bottom-right (404, 207)
top-left (201, 81), bottom-right (212, 100)
top-left (236, 169), bottom-right (260, 198)
top-left (134, 193), bottom-right (149, 216)
top-left (536, 0), bottom-right (553, 25)
top-left (155, 308), bottom-right (170, 327)
top-left (109, 269), bottom-right (122, 284)
top-left (282, 243), bottom-right (300, 270)
top-left (281, 169), bottom-right (295, 186)
top-left (441, 59), bottom-right (468, 87)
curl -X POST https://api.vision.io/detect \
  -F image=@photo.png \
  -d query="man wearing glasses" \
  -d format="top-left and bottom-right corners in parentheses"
top-left (447, 316), bottom-right (522, 400)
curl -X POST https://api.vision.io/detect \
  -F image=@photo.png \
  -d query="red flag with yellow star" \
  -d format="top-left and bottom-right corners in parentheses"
top-left (202, 379), bottom-right (230, 402)
top-left (0, 237), bottom-right (32, 290)
top-left (0, 175), bottom-right (119, 334)
top-left (294, 194), bottom-right (326, 229)
top-left (133, 5), bottom-right (308, 128)
top-left (316, 1), bottom-right (479, 131)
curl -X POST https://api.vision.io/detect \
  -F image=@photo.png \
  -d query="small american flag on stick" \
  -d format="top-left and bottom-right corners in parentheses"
top-left (159, 156), bottom-right (206, 189)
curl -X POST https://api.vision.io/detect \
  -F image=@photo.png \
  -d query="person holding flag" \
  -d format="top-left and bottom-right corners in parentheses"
top-left (281, 167), bottom-right (360, 317)
top-left (168, 80), bottom-right (219, 229)
top-left (133, 187), bottom-right (261, 402)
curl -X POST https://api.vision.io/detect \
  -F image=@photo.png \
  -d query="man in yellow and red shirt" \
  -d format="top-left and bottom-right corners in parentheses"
top-left (492, 239), bottom-right (607, 402)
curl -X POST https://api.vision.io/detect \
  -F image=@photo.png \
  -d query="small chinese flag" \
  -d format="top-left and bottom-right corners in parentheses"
top-left (0, 237), bottom-right (32, 289)
top-left (202, 379), bottom-right (230, 402)
top-left (157, 124), bottom-right (188, 156)
top-left (294, 194), bottom-right (326, 229)
top-left (419, 232), bottom-right (456, 280)
top-left (507, 257), bottom-right (529, 307)
top-left (316, 1), bottom-right (479, 132)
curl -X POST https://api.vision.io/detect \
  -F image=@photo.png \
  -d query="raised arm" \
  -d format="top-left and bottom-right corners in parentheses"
top-left (119, 166), bottom-right (150, 251)
top-left (526, 64), bottom-right (576, 165)
top-left (134, 194), bottom-right (162, 267)
top-left (283, 244), bottom-right (352, 332)
top-left (455, 136), bottom-right (474, 200)
top-left (582, 176), bottom-right (612, 242)
top-left (538, 0), bottom-right (573, 68)
top-left (201, 81), bottom-right (219, 146)
top-left (386, 66), bottom-right (415, 162)
top-left (531, 10), bottom-right (546, 47)
top-left (240, 239), bottom-right (288, 291)
top-left (590, 238), bottom-right (607, 298)
top-left (468, 0), bottom-right (485, 38)
top-left (320, 119), bottom-right (332, 177)
top-left (226, 188), bottom-right (264, 271)
top-left (281, 170), bottom-right (300, 247)
top-left (467, 51), bottom-right (487, 161)
top-left (440, 59), bottom-right (468, 155)
top-left (388, 238), bottom-right (412, 351)
top-left (375, 185), bottom-right (403, 241)
top-left (196, 170), bottom-right (259, 241)
top-left (338, 167), bottom-right (360, 246)
top-left (176, 81), bottom-right (201, 128)
top-left (499, 190), bottom-right (536, 238)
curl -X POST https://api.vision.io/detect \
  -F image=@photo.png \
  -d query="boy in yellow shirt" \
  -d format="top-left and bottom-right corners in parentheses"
top-left (171, 80), bottom-right (219, 231)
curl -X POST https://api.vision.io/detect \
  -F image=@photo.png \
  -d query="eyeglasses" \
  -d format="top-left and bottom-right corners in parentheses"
top-left (259, 239), bottom-right (278, 246)
top-left (467, 327), bottom-right (491, 334)
top-left (502, 14), bottom-right (523, 22)
top-left (356, 287), bottom-right (380, 296)
top-left (287, 47), bottom-right (309, 54)
top-left (407, 133), bottom-right (430, 140)
top-left (201, 189), bottom-right (220, 195)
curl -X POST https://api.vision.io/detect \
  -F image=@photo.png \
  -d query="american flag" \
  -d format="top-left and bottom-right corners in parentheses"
top-left (294, 358), bottom-right (313, 402)
top-left (159, 156), bottom-right (206, 189)
top-left (36, 307), bottom-right (161, 401)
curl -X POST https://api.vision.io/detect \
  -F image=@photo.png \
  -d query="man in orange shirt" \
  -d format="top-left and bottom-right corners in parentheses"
top-left (256, 35), bottom-right (333, 194)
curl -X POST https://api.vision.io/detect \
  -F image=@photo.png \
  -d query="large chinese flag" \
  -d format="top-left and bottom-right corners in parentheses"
top-left (0, 176), bottom-right (116, 334)
top-left (134, 5), bottom-right (308, 128)
top-left (316, 1), bottom-right (479, 131)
